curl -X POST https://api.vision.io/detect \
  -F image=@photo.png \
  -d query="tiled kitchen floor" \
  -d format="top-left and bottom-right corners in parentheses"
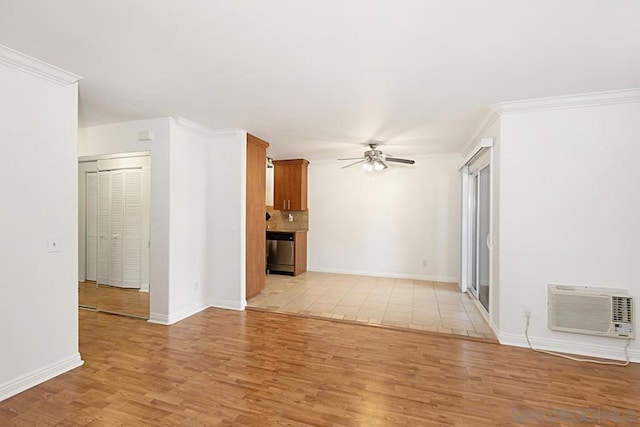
top-left (247, 271), bottom-right (495, 340)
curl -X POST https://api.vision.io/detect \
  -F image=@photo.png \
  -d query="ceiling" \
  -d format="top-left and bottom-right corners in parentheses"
top-left (1, 1), bottom-right (639, 160)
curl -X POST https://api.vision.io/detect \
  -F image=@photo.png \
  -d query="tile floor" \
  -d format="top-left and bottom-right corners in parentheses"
top-left (247, 271), bottom-right (495, 340)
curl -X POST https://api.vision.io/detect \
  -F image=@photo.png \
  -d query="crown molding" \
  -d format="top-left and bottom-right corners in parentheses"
top-left (461, 109), bottom-right (498, 157)
top-left (493, 88), bottom-right (640, 114)
top-left (174, 117), bottom-right (244, 137)
top-left (0, 44), bottom-right (82, 86)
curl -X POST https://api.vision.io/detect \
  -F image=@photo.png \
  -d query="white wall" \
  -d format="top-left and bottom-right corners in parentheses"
top-left (498, 101), bottom-right (640, 362)
top-left (167, 120), bottom-right (210, 319)
top-left (308, 155), bottom-right (461, 282)
top-left (167, 121), bottom-right (248, 318)
top-left (489, 120), bottom-right (501, 331)
top-left (266, 166), bottom-right (274, 206)
top-left (78, 118), bottom-right (172, 320)
top-left (169, 123), bottom-right (247, 314)
top-left (79, 119), bottom-right (248, 322)
top-left (0, 54), bottom-right (82, 400)
top-left (205, 129), bottom-right (248, 309)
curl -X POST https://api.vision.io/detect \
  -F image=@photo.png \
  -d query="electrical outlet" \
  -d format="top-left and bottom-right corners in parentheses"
top-left (522, 306), bottom-right (532, 318)
top-left (422, 259), bottom-right (428, 267)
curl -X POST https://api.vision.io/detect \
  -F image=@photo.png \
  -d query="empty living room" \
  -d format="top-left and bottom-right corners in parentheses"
top-left (1, 1), bottom-right (639, 425)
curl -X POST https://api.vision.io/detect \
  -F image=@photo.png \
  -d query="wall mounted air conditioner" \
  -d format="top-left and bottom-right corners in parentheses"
top-left (548, 284), bottom-right (634, 339)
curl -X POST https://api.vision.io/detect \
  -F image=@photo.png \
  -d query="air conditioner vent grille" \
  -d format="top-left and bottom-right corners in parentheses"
top-left (548, 284), bottom-right (635, 339)
top-left (612, 296), bottom-right (633, 323)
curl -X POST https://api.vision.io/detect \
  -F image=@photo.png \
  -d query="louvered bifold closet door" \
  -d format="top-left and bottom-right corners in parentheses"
top-left (86, 172), bottom-right (98, 281)
top-left (122, 170), bottom-right (142, 288)
top-left (109, 171), bottom-right (125, 287)
top-left (97, 171), bottom-right (112, 285)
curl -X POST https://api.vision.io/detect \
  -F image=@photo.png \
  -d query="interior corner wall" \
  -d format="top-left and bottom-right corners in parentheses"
top-left (0, 64), bottom-right (82, 400)
top-left (307, 155), bottom-right (461, 282)
top-left (206, 130), bottom-right (248, 310)
top-left (78, 118), bottom-right (171, 322)
top-left (166, 120), bottom-right (210, 321)
top-left (498, 102), bottom-right (640, 362)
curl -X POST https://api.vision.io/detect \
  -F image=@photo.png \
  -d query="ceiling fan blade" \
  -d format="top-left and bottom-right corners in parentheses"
top-left (385, 157), bottom-right (415, 165)
top-left (338, 157), bottom-right (363, 161)
top-left (341, 160), bottom-right (365, 169)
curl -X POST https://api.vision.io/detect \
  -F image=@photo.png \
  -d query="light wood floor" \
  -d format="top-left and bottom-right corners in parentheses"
top-left (1, 309), bottom-right (639, 426)
top-left (249, 272), bottom-right (494, 340)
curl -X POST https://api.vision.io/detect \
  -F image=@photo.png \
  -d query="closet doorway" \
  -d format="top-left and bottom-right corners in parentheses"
top-left (78, 152), bottom-right (151, 318)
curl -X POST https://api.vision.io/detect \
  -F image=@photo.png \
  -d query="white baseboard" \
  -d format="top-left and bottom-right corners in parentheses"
top-left (148, 312), bottom-right (170, 325)
top-left (148, 298), bottom-right (244, 325)
top-left (0, 353), bottom-right (84, 402)
top-left (499, 332), bottom-right (639, 363)
top-left (307, 267), bottom-right (458, 283)
top-left (148, 301), bottom-right (208, 325)
top-left (208, 298), bottom-right (245, 311)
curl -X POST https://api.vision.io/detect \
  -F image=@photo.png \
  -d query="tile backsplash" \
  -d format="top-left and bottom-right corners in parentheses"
top-left (266, 206), bottom-right (309, 231)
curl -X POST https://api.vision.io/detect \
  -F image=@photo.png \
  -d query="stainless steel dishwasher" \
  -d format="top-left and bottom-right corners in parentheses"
top-left (266, 231), bottom-right (294, 274)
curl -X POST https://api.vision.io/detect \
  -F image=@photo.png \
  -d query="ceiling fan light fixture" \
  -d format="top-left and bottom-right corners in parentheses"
top-left (372, 158), bottom-right (387, 171)
top-left (340, 143), bottom-right (415, 171)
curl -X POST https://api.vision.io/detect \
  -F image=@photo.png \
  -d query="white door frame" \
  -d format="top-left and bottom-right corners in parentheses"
top-left (459, 139), bottom-right (493, 315)
top-left (78, 152), bottom-right (151, 291)
top-left (78, 161), bottom-right (98, 282)
top-left (472, 163), bottom-right (491, 313)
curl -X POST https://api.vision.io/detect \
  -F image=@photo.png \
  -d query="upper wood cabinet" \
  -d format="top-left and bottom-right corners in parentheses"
top-left (273, 159), bottom-right (309, 211)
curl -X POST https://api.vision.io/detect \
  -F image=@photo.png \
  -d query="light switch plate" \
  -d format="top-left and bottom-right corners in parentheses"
top-left (47, 238), bottom-right (60, 253)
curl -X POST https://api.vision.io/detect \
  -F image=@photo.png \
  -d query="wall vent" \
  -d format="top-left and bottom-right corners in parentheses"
top-left (548, 284), bottom-right (634, 339)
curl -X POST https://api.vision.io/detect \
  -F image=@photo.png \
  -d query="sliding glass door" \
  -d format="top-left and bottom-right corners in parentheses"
top-left (475, 166), bottom-right (490, 312)
top-left (460, 140), bottom-right (493, 316)
top-left (465, 163), bottom-right (490, 313)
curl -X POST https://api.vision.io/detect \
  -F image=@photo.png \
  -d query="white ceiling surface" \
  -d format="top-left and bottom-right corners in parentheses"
top-left (1, 1), bottom-right (639, 160)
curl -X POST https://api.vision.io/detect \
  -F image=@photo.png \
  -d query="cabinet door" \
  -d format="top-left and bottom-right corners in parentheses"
top-left (246, 135), bottom-right (268, 299)
top-left (273, 160), bottom-right (308, 211)
top-left (273, 164), bottom-right (290, 210)
top-left (293, 231), bottom-right (307, 276)
top-left (288, 164), bottom-right (308, 210)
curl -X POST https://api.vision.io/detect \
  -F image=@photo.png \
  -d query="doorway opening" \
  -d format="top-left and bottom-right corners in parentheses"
top-left (78, 152), bottom-right (151, 319)
top-left (460, 142), bottom-right (492, 319)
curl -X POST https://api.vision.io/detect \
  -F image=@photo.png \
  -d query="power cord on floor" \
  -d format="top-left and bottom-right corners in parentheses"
top-left (524, 313), bottom-right (631, 367)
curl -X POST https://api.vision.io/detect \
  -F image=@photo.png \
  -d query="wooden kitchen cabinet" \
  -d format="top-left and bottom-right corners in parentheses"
top-left (273, 159), bottom-right (308, 211)
top-left (246, 134), bottom-right (269, 299)
top-left (293, 231), bottom-right (307, 276)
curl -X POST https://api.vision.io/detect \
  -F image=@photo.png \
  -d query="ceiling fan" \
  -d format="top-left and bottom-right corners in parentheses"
top-left (339, 143), bottom-right (416, 171)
